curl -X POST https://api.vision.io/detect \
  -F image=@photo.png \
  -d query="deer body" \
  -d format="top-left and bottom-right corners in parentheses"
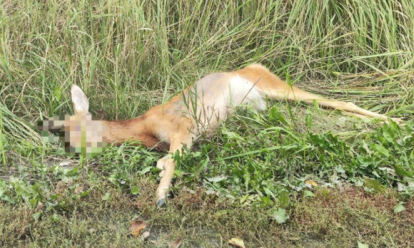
top-left (63, 63), bottom-right (399, 207)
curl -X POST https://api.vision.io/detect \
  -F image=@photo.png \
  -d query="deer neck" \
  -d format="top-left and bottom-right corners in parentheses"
top-left (101, 115), bottom-right (148, 145)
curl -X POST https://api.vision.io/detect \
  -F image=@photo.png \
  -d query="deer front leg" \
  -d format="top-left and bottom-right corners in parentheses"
top-left (155, 131), bottom-right (194, 207)
top-left (156, 157), bottom-right (176, 207)
top-left (156, 154), bottom-right (172, 177)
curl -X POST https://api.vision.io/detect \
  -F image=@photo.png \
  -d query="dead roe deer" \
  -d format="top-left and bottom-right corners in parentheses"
top-left (48, 64), bottom-right (401, 207)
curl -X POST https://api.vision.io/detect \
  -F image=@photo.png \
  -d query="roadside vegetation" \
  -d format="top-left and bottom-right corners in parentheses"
top-left (1, 0), bottom-right (413, 247)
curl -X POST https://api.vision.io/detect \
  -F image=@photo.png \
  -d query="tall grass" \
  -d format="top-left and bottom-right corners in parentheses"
top-left (1, 0), bottom-right (413, 121)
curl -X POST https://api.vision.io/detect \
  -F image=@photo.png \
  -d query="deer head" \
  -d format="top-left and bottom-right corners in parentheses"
top-left (40, 85), bottom-right (106, 157)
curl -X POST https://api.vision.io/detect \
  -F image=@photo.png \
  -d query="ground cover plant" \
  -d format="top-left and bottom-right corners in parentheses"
top-left (1, 0), bottom-right (414, 247)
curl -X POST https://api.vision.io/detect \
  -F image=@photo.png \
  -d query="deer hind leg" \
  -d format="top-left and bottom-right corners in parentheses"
top-left (156, 132), bottom-right (194, 207)
top-left (263, 85), bottom-right (401, 123)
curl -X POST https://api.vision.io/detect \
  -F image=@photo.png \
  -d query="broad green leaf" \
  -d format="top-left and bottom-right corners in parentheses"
top-left (395, 165), bottom-right (413, 177)
top-left (372, 144), bottom-right (389, 157)
top-left (394, 202), bottom-right (406, 213)
top-left (32, 212), bottom-right (42, 221)
top-left (131, 186), bottom-right (139, 195)
top-left (240, 194), bottom-right (249, 204)
top-left (271, 208), bottom-right (289, 224)
top-left (102, 192), bottom-right (111, 201)
top-left (139, 166), bottom-right (152, 175)
top-left (358, 241), bottom-right (369, 248)
top-left (1, 196), bottom-right (15, 204)
top-left (382, 131), bottom-right (394, 143)
top-left (260, 196), bottom-right (272, 207)
top-left (304, 190), bottom-right (315, 197)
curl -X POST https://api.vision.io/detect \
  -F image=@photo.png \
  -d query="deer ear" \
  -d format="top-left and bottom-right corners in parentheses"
top-left (71, 85), bottom-right (90, 114)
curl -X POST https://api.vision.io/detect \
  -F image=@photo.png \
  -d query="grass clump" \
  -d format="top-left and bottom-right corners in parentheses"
top-left (175, 106), bottom-right (413, 205)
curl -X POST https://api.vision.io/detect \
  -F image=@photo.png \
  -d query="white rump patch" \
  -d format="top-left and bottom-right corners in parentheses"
top-left (227, 75), bottom-right (266, 111)
top-left (183, 73), bottom-right (266, 135)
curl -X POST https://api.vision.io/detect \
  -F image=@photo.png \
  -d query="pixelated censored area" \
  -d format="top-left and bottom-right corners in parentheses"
top-left (38, 115), bottom-right (107, 157)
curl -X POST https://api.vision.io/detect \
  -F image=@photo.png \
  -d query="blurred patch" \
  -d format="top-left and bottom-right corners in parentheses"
top-left (38, 115), bottom-right (107, 157)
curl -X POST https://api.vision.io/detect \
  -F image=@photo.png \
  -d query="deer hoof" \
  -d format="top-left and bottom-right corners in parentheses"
top-left (156, 198), bottom-right (166, 208)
